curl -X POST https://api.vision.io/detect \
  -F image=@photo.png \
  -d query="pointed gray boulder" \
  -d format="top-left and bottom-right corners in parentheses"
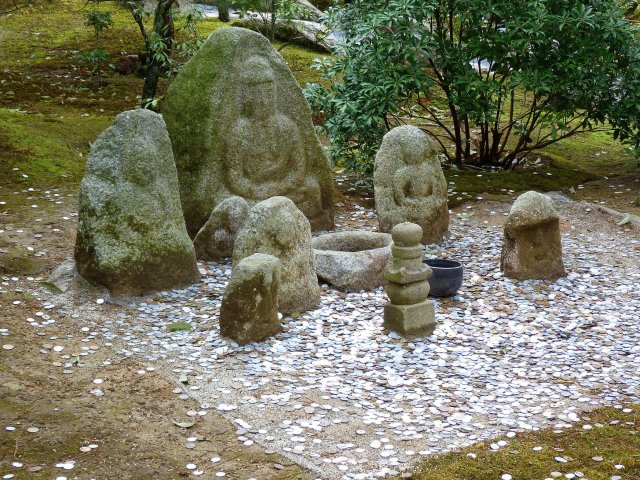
top-left (74, 109), bottom-right (199, 295)
top-left (163, 27), bottom-right (334, 237)
top-left (233, 196), bottom-right (320, 314)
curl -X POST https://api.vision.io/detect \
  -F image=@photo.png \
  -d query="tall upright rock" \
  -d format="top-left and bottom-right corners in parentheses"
top-left (233, 197), bottom-right (320, 314)
top-left (75, 109), bottom-right (200, 295)
top-left (163, 27), bottom-right (334, 237)
top-left (374, 126), bottom-right (449, 244)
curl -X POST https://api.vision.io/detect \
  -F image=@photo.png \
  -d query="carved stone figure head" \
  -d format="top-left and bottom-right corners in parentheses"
top-left (239, 56), bottom-right (276, 120)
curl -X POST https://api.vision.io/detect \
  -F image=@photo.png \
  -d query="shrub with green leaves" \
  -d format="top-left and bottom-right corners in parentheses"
top-left (80, 9), bottom-right (114, 84)
top-left (78, 48), bottom-right (111, 76)
top-left (84, 9), bottom-right (114, 40)
top-left (306, 0), bottom-right (640, 179)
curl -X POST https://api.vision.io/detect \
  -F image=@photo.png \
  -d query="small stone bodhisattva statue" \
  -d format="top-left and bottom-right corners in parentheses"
top-left (374, 125), bottom-right (449, 245)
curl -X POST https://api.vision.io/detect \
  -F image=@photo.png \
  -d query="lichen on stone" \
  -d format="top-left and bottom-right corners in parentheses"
top-left (163, 27), bottom-right (334, 237)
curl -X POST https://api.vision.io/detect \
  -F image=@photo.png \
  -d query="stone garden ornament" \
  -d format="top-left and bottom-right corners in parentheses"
top-left (220, 253), bottom-right (282, 345)
top-left (163, 27), bottom-right (334, 237)
top-left (501, 190), bottom-right (566, 280)
top-left (384, 222), bottom-right (436, 336)
top-left (233, 196), bottom-right (320, 314)
top-left (193, 196), bottom-right (249, 260)
top-left (374, 125), bottom-right (449, 244)
top-left (311, 231), bottom-right (392, 292)
top-left (75, 110), bottom-right (199, 295)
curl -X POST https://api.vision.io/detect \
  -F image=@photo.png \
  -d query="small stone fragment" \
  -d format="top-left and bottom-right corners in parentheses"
top-left (194, 196), bottom-right (249, 260)
top-left (220, 253), bottom-right (282, 344)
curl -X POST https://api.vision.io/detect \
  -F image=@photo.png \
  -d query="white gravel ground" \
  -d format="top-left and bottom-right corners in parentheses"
top-left (4, 195), bottom-right (640, 479)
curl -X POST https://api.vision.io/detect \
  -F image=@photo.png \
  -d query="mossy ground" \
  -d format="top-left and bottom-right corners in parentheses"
top-left (0, 107), bottom-right (112, 186)
top-left (0, 0), bottom-right (323, 189)
top-left (444, 131), bottom-right (639, 209)
top-left (395, 405), bottom-right (640, 480)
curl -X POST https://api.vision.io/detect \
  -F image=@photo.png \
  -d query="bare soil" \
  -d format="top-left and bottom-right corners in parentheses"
top-left (0, 189), bottom-right (310, 479)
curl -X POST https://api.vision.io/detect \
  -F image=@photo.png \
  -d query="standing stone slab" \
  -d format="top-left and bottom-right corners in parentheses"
top-left (501, 191), bottom-right (566, 280)
top-left (233, 196), bottom-right (320, 314)
top-left (194, 196), bottom-right (249, 260)
top-left (374, 126), bottom-right (449, 244)
top-left (74, 109), bottom-right (200, 295)
top-left (220, 253), bottom-right (282, 344)
top-left (163, 27), bottom-right (334, 237)
top-left (384, 222), bottom-right (436, 336)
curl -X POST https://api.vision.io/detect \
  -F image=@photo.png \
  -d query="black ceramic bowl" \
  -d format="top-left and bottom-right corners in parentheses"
top-left (425, 259), bottom-right (463, 297)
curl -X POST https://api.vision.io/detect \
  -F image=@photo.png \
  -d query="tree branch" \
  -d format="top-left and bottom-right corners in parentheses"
top-left (414, 95), bottom-right (456, 141)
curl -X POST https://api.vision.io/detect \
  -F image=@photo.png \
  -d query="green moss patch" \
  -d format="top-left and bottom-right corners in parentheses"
top-left (398, 405), bottom-right (640, 480)
top-left (0, 107), bottom-right (112, 187)
top-left (445, 131), bottom-right (635, 207)
top-left (166, 321), bottom-right (193, 332)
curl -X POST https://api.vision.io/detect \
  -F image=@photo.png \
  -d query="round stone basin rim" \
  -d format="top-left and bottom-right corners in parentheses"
top-left (311, 231), bottom-right (392, 252)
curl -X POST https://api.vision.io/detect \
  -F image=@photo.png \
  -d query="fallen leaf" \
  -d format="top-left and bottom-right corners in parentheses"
top-left (617, 214), bottom-right (631, 226)
top-left (40, 281), bottom-right (63, 293)
top-left (172, 420), bottom-right (195, 428)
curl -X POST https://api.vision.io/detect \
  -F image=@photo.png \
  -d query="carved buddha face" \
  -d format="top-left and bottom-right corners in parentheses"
top-left (239, 57), bottom-right (276, 121)
top-left (400, 137), bottom-right (434, 166)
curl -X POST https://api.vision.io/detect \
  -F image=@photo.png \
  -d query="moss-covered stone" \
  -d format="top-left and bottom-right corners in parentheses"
top-left (162, 27), bottom-right (334, 237)
top-left (74, 109), bottom-right (200, 295)
top-left (220, 253), bottom-right (282, 344)
top-left (374, 126), bottom-right (449, 244)
top-left (233, 196), bottom-right (320, 314)
top-left (500, 191), bottom-right (566, 280)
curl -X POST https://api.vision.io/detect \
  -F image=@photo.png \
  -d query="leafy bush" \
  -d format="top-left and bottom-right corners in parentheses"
top-left (78, 48), bottom-right (111, 79)
top-left (118, 0), bottom-right (204, 107)
top-left (306, 0), bottom-right (640, 179)
top-left (79, 9), bottom-right (114, 84)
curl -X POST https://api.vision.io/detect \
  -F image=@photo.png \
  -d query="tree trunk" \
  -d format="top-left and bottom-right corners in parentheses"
top-left (269, 0), bottom-right (277, 41)
top-left (141, 0), bottom-right (176, 108)
top-left (218, 1), bottom-right (230, 22)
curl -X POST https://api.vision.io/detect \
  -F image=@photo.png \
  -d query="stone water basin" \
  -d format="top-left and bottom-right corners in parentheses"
top-left (311, 231), bottom-right (392, 292)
